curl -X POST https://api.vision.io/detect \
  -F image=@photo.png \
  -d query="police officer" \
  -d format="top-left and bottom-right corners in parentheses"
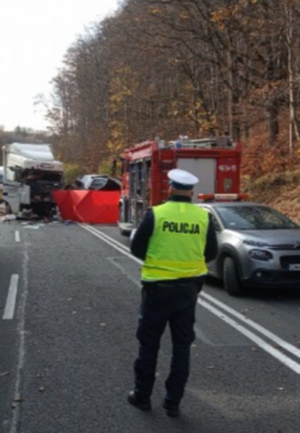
top-left (127, 168), bottom-right (218, 417)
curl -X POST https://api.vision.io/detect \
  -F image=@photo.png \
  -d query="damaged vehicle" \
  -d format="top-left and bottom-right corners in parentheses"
top-left (2, 142), bottom-right (64, 218)
top-left (76, 174), bottom-right (121, 191)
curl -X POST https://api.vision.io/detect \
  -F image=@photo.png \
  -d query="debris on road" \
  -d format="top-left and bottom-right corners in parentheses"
top-left (2, 214), bottom-right (17, 222)
top-left (13, 395), bottom-right (24, 402)
top-left (23, 224), bottom-right (45, 230)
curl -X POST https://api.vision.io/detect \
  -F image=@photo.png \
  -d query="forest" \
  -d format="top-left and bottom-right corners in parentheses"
top-left (1, 0), bottom-right (300, 221)
top-left (43, 0), bottom-right (300, 179)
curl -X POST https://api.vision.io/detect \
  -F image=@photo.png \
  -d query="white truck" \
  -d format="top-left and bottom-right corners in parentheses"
top-left (2, 142), bottom-right (64, 216)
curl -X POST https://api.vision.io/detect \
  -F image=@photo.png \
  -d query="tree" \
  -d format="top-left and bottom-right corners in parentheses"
top-left (46, 0), bottom-right (300, 171)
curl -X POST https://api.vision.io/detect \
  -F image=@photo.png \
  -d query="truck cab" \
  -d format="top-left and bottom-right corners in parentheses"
top-left (3, 143), bottom-right (64, 216)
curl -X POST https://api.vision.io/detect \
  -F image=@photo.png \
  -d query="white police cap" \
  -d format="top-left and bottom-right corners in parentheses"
top-left (168, 168), bottom-right (199, 190)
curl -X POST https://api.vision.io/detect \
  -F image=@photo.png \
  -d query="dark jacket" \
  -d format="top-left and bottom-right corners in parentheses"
top-left (131, 196), bottom-right (218, 282)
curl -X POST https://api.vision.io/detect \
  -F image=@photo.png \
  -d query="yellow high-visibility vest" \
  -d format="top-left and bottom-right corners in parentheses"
top-left (142, 201), bottom-right (209, 281)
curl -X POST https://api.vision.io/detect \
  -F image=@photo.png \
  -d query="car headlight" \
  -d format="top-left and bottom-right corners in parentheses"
top-left (243, 239), bottom-right (269, 248)
top-left (248, 249), bottom-right (273, 261)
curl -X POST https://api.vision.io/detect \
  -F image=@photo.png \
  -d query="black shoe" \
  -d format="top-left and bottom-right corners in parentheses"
top-left (163, 399), bottom-right (180, 417)
top-left (127, 391), bottom-right (152, 411)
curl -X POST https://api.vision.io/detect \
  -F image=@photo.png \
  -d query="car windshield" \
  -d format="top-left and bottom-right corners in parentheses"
top-left (216, 205), bottom-right (299, 230)
top-left (90, 178), bottom-right (107, 189)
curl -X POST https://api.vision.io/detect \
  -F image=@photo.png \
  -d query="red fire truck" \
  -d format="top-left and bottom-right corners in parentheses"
top-left (118, 136), bottom-right (242, 235)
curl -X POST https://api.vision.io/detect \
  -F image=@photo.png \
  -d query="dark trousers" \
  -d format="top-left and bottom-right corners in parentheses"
top-left (134, 281), bottom-right (201, 402)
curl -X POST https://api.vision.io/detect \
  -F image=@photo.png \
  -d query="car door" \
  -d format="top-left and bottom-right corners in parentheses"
top-left (203, 207), bottom-right (223, 278)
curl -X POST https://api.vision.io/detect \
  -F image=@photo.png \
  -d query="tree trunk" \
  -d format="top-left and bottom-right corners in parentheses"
top-left (285, 0), bottom-right (300, 152)
top-left (267, 104), bottom-right (279, 145)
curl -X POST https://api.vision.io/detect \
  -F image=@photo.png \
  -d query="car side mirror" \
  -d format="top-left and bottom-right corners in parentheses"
top-left (215, 224), bottom-right (221, 233)
top-left (211, 216), bottom-right (221, 233)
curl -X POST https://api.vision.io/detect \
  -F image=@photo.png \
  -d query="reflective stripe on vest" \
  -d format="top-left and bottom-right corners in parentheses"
top-left (141, 201), bottom-right (209, 281)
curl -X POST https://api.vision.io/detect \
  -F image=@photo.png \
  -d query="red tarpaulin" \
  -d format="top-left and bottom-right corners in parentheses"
top-left (52, 190), bottom-right (120, 224)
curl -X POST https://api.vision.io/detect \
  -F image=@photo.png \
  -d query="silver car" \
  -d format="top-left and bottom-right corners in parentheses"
top-left (197, 202), bottom-right (300, 296)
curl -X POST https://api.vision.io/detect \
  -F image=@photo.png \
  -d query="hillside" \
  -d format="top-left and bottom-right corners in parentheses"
top-left (243, 170), bottom-right (300, 225)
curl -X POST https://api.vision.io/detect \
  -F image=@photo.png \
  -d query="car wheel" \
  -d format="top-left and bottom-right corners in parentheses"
top-left (223, 257), bottom-right (243, 296)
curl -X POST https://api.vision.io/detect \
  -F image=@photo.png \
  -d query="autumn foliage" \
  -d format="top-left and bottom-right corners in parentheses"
top-left (242, 136), bottom-right (300, 178)
top-left (42, 0), bottom-right (300, 180)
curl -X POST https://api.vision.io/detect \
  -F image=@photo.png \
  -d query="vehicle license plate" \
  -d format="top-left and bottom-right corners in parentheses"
top-left (289, 264), bottom-right (300, 271)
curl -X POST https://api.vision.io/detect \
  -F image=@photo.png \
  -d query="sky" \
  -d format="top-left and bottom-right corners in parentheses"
top-left (0, 0), bottom-right (120, 131)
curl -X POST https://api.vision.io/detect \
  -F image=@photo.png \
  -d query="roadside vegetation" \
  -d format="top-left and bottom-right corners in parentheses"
top-left (2, 1), bottom-right (300, 223)
top-left (243, 169), bottom-right (300, 224)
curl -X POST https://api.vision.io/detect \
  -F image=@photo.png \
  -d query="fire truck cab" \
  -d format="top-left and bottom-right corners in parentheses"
top-left (118, 136), bottom-right (242, 235)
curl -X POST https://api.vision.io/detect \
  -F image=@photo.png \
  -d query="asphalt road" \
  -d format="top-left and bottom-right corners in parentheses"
top-left (1, 220), bottom-right (300, 433)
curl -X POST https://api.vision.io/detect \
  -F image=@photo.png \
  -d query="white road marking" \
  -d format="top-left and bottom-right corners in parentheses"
top-left (82, 224), bottom-right (140, 263)
top-left (108, 256), bottom-right (215, 345)
top-left (200, 300), bottom-right (300, 375)
top-left (80, 224), bottom-right (300, 374)
top-left (3, 274), bottom-right (19, 320)
top-left (8, 243), bottom-right (29, 433)
top-left (15, 230), bottom-right (20, 242)
top-left (201, 292), bottom-right (300, 360)
top-left (107, 257), bottom-right (141, 288)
